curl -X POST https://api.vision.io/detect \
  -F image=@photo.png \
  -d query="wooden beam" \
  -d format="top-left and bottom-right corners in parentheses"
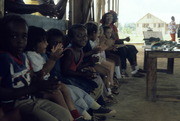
top-left (148, 51), bottom-right (180, 58)
top-left (112, 0), bottom-right (114, 11)
top-left (108, 0), bottom-right (110, 11)
top-left (0, 0), bottom-right (4, 18)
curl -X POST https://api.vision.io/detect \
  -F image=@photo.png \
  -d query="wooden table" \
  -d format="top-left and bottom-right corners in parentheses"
top-left (146, 50), bottom-right (180, 101)
top-left (143, 49), bottom-right (175, 74)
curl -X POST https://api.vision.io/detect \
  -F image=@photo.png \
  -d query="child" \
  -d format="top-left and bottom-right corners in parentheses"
top-left (102, 25), bottom-right (145, 78)
top-left (84, 22), bottom-right (118, 96)
top-left (60, 24), bottom-right (105, 101)
top-left (0, 15), bottom-right (71, 121)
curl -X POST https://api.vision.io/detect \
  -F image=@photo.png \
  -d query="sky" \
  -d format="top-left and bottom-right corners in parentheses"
top-left (118, 0), bottom-right (180, 24)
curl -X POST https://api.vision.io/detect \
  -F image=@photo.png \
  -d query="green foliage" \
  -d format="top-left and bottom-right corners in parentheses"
top-left (121, 23), bottom-right (136, 34)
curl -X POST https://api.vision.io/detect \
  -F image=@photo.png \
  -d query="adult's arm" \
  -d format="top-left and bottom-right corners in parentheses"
top-left (5, 0), bottom-right (55, 16)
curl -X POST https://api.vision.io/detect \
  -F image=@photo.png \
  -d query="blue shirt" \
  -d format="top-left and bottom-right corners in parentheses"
top-left (0, 52), bottom-right (31, 89)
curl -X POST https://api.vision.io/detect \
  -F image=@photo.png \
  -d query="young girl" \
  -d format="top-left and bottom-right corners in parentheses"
top-left (0, 15), bottom-right (70, 121)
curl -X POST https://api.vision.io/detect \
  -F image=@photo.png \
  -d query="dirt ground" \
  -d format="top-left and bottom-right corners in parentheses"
top-left (105, 44), bottom-right (180, 121)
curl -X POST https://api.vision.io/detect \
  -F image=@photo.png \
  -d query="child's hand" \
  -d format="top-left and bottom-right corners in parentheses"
top-left (93, 46), bottom-right (102, 54)
top-left (90, 56), bottom-right (99, 65)
top-left (35, 80), bottom-right (60, 91)
top-left (50, 43), bottom-right (64, 61)
top-left (125, 37), bottom-right (130, 42)
top-left (83, 71), bottom-right (96, 79)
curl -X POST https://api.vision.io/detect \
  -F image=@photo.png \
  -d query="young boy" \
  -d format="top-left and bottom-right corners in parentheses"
top-left (0, 15), bottom-right (71, 121)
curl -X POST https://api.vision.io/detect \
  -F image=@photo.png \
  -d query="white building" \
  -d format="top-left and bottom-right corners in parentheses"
top-left (136, 13), bottom-right (168, 36)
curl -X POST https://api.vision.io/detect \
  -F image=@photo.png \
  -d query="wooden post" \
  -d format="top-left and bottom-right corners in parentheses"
top-left (112, 0), bottom-right (114, 11)
top-left (69, 0), bottom-right (73, 25)
top-left (108, 0), bottom-right (110, 11)
top-left (0, 0), bottom-right (4, 18)
top-left (146, 56), bottom-right (157, 101)
top-left (167, 58), bottom-right (174, 74)
top-left (102, 0), bottom-right (105, 15)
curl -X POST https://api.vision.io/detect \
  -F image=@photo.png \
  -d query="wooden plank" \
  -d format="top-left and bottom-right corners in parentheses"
top-left (0, 0), bottom-right (4, 18)
top-left (146, 57), bottom-right (157, 101)
top-left (148, 51), bottom-right (180, 58)
top-left (156, 95), bottom-right (180, 102)
top-left (143, 50), bottom-right (148, 70)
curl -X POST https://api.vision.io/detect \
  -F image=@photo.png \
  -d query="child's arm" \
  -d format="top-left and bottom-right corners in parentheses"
top-left (84, 47), bottom-right (101, 57)
top-left (115, 37), bottom-right (130, 44)
top-left (0, 77), bottom-right (59, 101)
top-left (77, 56), bottom-right (99, 70)
top-left (41, 44), bottom-right (63, 75)
top-left (61, 50), bottom-right (94, 79)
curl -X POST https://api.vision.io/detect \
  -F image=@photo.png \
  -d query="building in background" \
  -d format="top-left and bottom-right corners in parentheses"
top-left (136, 13), bottom-right (168, 36)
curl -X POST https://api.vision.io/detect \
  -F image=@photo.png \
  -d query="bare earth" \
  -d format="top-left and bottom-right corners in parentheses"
top-left (105, 44), bottom-right (180, 121)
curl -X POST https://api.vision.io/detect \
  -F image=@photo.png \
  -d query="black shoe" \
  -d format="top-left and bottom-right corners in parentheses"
top-left (138, 69), bottom-right (146, 73)
top-left (93, 107), bottom-right (116, 115)
top-left (132, 72), bottom-right (145, 77)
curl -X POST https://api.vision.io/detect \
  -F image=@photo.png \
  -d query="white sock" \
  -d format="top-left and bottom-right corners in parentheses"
top-left (115, 66), bottom-right (122, 79)
top-left (135, 66), bottom-right (139, 71)
top-left (107, 88), bottom-right (112, 95)
top-left (131, 70), bottom-right (138, 74)
top-left (82, 110), bottom-right (92, 120)
top-left (90, 101), bottom-right (101, 110)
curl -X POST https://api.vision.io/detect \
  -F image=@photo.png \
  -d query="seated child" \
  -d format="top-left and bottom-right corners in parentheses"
top-left (0, 15), bottom-right (71, 121)
top-left (60, 24), bottom-right (105, 102)
top-left (102, 26), bottom-right (145, 78)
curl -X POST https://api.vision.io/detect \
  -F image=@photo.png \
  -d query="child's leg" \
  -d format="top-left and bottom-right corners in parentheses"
top-left (94, 64), bottom-right (111, 91)
top-left (0, 108), bottom-right (21, 121)
top-left (43, 90), bottom-right (69, 110)
top-left (15, 99), bottom-right (71, 121)
top-left (101, 61), bottom-right (115, 86)
top-left (106, 55), bottom-right (122, 79)
top-left (58, 83), bottom-right (82, 120)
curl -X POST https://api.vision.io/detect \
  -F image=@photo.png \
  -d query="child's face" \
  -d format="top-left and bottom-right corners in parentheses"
top-left (91, 30), bottom-right (99, 41)
top-left (105, 14), bottom-right (113, 24)
top-left (104, 28), bottom-right (112, 39)
top-left (36, 37), bottom-right (48, 54)
top-left (8, 22), bottom-right (28, 55)
top-left (52, 37), bottom-right (63, 47)
top-left (73, 28), bottom-right (88, 47)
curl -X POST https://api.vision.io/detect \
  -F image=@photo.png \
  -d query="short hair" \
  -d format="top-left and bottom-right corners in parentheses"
top-left (47, 28), bottom-right (64, 43)
top-left (84, 22), bottom-right (98, 36)
top-left (109, 10), bottom-right (118, 23)
top-left (101, 12), bottom-right (118, 25)
top-left (67, 24), bottom-right (86, 40)
top-left (0, 15), bottom-right (27, 51)
top-left (101, 12), bottom-right (112, 25)
top-left (26, 26), bottom-right (46, 51)
top-left (102, 26), bottom-right (111, 33)
top-left (46, 28), bottom-right (64, 51)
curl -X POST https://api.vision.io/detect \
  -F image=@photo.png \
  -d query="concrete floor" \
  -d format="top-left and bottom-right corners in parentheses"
top-left (105, 44), bottom-right (180, 121)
